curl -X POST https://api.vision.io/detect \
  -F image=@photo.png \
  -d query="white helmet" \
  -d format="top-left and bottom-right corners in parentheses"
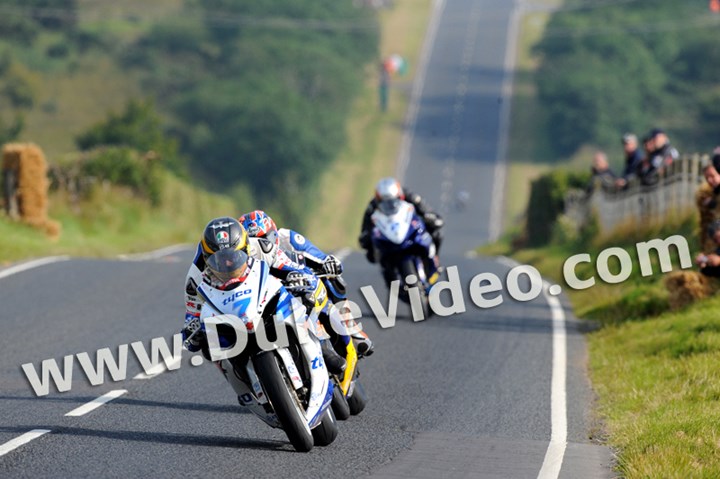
top-left (375, 177), bottom-right (404, 201)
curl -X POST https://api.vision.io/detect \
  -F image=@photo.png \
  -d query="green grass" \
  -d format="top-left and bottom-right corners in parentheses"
top-left (0, 171), bottom-right (235, 263)
top-left (591, 297), bottom-right (720, 478)
top-left (308, 0), bottom-right (433, 250)
top-left (484, 211), bottom-right (720, 477)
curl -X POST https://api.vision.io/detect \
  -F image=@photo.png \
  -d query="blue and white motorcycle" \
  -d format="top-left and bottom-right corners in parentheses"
top-left (182, 249), bottom-right (337, 452)
top-left (371, 198), bottom-right (440, 317)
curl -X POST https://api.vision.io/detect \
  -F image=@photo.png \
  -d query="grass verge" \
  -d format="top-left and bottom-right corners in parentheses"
top-left (308, 0), bottom-right (433, 250)
top-left (0, 171), bottom-right (234, 264)
top-left (484, 213), bottom-right (720, 477)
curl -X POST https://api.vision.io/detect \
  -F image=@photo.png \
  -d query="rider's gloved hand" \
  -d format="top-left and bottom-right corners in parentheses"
top-left (425, 212), bottom-right (444, 230)
top-left (285, 271), bottom-right (317, 293)
top-left (182, 318), bottom-right (205, 352)
top-left (322, 255), bottom-right (343, 276)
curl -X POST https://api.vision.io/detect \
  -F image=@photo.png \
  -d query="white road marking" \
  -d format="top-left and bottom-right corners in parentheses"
top-left (489, 0), bottom-right (523, 242)
top-left (537, 282), bottom-right (568, 479)
top-left (64, 390), bottom-right (127, 417)
top-left (133, 357), bottom-right (182, 380)
top-left (0, 429), bottom-right (51, 457)
top-left (0, 256), bottom-right (70, 280)
top-left (396, 0), bottom-right (447, 182)
top-left (498, 256), bottom-right (568, 479)
top-left (334, 247), bottom-right (352, 262)
top-left (117, 244), bottom-right (191, 262)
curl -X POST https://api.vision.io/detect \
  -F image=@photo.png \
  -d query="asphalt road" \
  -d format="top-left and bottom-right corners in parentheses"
top-left (0, 0), bottom-right (614, 477)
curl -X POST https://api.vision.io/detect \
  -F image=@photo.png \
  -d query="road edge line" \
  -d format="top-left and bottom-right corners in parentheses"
top-left (0, 256), bottom-right (70, 281)
top-left (395, 0), bottom-right (447, 182)
top-left (489, 0), bottom-right (522, 242)
top-left (498, 256), bottom-right (568, 479)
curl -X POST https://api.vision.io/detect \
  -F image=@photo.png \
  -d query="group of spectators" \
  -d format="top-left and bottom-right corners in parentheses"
top-left (589, 128), bottom-right (680, 191)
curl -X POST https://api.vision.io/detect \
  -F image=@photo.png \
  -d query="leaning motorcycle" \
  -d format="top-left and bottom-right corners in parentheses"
top-left (284, 251), bottom-right (369, 420)
top-left (371, 198), bottom-right (439, 318)
top-left (182, 250), bottom-right (338, 452)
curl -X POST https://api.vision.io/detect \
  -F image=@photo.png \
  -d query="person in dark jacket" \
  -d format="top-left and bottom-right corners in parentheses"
top-left (616, 133), bottom-right (644, 188)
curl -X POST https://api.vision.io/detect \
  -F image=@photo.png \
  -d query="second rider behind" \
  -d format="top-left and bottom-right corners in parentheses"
top-left (359, 177), bottom-right (444, 287)
top-left (239, 210), bottom-right (374, 357)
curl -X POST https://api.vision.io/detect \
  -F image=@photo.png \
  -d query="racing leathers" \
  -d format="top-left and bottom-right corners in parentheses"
top-left (277, 228), bottom-right (374, 356)
top-left (358, 189), bottom-right (443, 288)
top-left (182, 236), bottom-right (346, 374)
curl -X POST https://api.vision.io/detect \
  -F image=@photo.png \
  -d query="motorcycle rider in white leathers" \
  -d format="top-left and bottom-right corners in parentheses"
top-left (182, 216), bottom-right (347, 374)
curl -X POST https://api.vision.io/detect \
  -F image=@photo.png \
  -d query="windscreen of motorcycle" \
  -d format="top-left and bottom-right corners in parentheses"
top-left (372, 200), bottom-right (415, 244)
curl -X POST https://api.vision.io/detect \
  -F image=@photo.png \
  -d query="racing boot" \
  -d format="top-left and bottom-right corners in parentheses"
top-left (321, 340), bottom-right (346, 375)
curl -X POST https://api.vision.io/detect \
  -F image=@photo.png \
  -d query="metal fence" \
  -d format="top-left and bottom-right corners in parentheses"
top-left (565, 154), bottom-right (708, 234)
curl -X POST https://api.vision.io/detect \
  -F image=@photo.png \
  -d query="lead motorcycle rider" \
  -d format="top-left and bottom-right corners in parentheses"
top-left (359, 177), bottom-right (444, 288)
top-left (239, 210), bottom-right (374, 357)
top-left (182, 217), bottom-right (347, 375)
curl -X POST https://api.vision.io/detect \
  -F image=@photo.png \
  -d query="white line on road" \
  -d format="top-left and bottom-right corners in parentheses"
top-left (396, 0), bottom-right (447, 182)
top-left (498, 256), bottom-right (568, 479)
top-left (0, 256), bottom-right (70, 281)
top-left (117, 244), bottom-right (191, 262)
top-left (334, 247), bottom-right (352, 262)
top-left (0, 429), bottom-right (51, 457)
top-left (489, 0), bottom-right (523, 242)
top-left (65, 390), bottom-right (128, 417)
top-left (537, 282), bottom-right (568, 479)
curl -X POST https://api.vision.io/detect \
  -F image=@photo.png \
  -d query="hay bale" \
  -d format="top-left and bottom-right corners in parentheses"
top-left (2, 143), bottom-right (59, 238)
top-left (665, 271), bottom-right (719, 310)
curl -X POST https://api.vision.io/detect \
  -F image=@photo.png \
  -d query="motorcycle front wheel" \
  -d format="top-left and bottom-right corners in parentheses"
top-left (399, 258), bottom-right (431, 319)
top-left (253, 351), bottom-right (314, 452)
top-left (311, 408), bottom-right (338, 446)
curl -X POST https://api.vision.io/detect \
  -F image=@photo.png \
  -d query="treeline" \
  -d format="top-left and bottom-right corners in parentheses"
top-left (534, 0), bottom-right (719, 159)
top-left (0, 0), bottom-right (379, 226)
top-left (123, 0), bottom-right (379, 224)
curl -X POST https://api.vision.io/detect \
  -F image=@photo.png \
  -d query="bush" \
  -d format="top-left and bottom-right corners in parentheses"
top-left (525, 169), bottom-right (590, 247)
top-left (81, 147), bottom-right (163, 205)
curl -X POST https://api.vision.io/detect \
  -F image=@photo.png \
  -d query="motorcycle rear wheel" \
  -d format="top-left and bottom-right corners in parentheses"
top-left (253, 351), bottom-right (314, 452)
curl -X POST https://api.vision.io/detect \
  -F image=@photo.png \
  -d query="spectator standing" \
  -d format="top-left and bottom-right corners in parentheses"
top-left (711, 146), bottom-right (720, 172)
top-left (637, 135), bottom-right (660, 186)
top-left (616, 133), bottom-right (644, 188)
top-left (649, 128), bottom-right (679, 172)
top-left (588, 151), bottom-right (618, 192)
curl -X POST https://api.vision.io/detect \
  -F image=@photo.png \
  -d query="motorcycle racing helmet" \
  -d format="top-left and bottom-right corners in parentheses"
top-left (375, 177), bottom-right (405, 215)
top-left (239, 210), bottom-right (279, 247)
top-left (200, 216), bottom-right (248, 260)
top-left (205, 247), bottom-right (251, 289)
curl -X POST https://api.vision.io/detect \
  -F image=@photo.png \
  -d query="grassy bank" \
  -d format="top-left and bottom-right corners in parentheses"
top-left (0, 171), bottom-right (234, 263)
top-left (484, 213), bottom-right (720, 477)
top-left (309, 0), bottom-right (432, 250)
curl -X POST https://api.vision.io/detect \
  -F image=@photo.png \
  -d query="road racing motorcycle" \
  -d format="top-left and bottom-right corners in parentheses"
top-left (283, 251), bottom-right (369, 421)
top-left (371, 198), bottom-right (440, 318)
top-left (182, 249), bottom-right (338, 452)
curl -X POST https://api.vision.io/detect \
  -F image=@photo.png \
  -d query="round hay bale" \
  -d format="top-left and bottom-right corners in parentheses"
top-left (665, 271), bottom-right (717, 310)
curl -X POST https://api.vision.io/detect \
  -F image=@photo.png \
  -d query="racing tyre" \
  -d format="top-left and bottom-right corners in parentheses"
top-left (399, 258), bottom-right (431, 319)
top-left (311, 409), bottom-right (338, 446)
top-left (348, 381), bottom-right (368, 416)
top-left (253, 351), bottom-right (314, 452)
top-left (331, 383), bottom-right (351, 420)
